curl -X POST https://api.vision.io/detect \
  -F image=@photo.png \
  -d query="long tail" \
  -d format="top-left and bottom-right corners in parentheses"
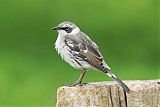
top-left (104, 68), bottom-right (130, 93)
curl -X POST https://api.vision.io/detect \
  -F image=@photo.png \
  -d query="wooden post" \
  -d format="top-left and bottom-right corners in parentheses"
top-left (56, 80), bottom-right (160, 107)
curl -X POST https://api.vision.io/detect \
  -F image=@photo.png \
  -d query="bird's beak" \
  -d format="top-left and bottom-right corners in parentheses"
top-left (51, 26), bottom-right (61, 30)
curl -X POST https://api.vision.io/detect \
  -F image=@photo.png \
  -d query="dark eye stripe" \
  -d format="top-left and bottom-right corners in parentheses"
top-left (61, 27), bottom-right (68, 30)
top-left (64, 27), bottom-right (72, 33)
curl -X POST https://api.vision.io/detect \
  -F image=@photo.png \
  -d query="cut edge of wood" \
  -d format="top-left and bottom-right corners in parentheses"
top-left (56, 80), bottom-right (160, 107)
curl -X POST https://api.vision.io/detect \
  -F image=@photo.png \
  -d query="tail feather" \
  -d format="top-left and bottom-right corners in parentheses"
top-left (105, 69), bottom-right (130, 93)
top-left (111, 76), bottom-right (130, 93)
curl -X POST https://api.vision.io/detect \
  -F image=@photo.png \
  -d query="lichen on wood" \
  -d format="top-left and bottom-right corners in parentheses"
top-left (56, 80), bottom-right (160, 107)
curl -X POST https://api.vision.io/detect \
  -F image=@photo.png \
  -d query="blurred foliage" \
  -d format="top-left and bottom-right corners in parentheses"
top-left (0, 0), bottom-right (159, 106)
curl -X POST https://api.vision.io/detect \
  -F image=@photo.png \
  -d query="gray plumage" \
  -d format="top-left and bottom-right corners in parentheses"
top-left (64, 32), bottom-right (109, 70)
top-left (52, 21), bottom-right (130, 93)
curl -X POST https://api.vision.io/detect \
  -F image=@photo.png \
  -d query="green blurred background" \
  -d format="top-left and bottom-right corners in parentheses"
top-left (0, 0), bottom-right (159, 106)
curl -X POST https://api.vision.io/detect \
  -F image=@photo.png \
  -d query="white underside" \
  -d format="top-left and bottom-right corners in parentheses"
top-left (55, 34), bottom-right (91, 69)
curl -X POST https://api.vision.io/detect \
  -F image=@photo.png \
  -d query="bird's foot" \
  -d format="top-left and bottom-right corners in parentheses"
top-left (64, 82), bottom-right (88, 87)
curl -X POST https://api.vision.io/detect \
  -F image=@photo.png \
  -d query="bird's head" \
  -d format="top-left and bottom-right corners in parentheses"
top-left (52, 21), bottom-right (80, 35)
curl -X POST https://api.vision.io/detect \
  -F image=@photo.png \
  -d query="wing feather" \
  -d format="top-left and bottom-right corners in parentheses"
top-left (65, 32), bottom-right (110, 71)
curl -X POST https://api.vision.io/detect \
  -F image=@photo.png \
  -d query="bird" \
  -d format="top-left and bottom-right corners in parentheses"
top-left (51, 21), bottom-right (130, 93)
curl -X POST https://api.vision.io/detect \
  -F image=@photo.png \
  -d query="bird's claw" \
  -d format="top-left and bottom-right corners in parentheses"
top-left (64, 82), bottom-right (88, 87)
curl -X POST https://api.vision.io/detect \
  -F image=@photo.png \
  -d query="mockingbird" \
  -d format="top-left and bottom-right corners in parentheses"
top-left (52, 21), bottom-right (130, 93)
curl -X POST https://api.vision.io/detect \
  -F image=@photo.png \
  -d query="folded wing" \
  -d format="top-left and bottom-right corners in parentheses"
top-left (65, 33), bottom-right (110, 71)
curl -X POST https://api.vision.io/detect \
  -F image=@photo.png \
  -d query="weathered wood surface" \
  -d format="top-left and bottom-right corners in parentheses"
top-left (56, 80), bottom-right (160, 107)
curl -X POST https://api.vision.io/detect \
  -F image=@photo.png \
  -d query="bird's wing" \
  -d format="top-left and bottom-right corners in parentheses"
top-left (65, 33), bottom-right (110, 71)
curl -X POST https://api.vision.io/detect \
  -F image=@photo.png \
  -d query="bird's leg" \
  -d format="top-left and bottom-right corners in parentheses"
top-left (66, 70), bottom-right (87, 86)
top-left (76, 70), bottom-right (86, 84)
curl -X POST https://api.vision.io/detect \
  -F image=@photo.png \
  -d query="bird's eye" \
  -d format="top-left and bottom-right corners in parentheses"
top-left (63, 27), bottom-right (72, 33)
top-left (65, 27), bottom-right (70, 30)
